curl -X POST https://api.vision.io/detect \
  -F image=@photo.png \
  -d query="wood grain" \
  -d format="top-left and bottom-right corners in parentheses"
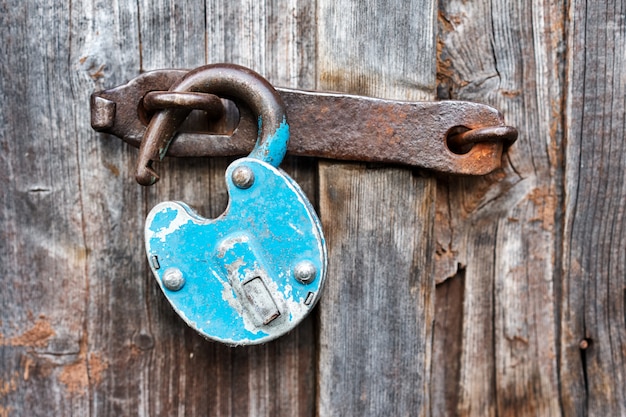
top-left (431, 270), bottom-right (464, 415)
top-left (560, 1), bottom-right (626, 415)
top-left (3, 0), bottom-right (626, 415)
top-left (0, 1), bottom-right (140, 415)
top-left (315, 0), bottom-right (437, 415)
top-left (1, 0), bottom-right (318, 416)
top-left (434, 0), bottom-right (564, 415)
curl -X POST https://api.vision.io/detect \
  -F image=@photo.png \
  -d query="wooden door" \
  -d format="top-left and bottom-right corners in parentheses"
top-left (1, 0), bottom-right (624, 416)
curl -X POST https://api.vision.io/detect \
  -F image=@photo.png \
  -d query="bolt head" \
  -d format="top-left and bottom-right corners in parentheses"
top-left (162, 268), bottom-right (185, 291)
top-left (232, 166), bottom-right (255, 189)
top-left (294, 261), bottom-right (317, 284)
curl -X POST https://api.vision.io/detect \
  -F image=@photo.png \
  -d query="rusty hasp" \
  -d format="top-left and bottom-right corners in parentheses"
top-left (90, 69), bottom-right (518, 181)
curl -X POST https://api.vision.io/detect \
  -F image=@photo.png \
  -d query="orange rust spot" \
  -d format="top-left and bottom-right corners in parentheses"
top-left (22, 356), bottom-right (34, 381)
top-left (129, 344), bottom-right (142, 359)
top-left (0, 374), bottom-right (17, 417)
top-left (103, 161), bottom-right (120, 177)
top-left (87, 353), bottom-right (108, 386)
top-left (436, 10), bottom-right (470, 96)
top-left (89, 64), bottom-right (106, 80)
top-left (527, 187), bottom-right (556, 230)
top-left (501, 89), bottom-right (521, 98)
top-left (79, 56), bottom-right (87, 64)
top-left (58, 343), bottom-right (108, 395)
top-left (437, 9), bottom-right (455, 32)
top-left (0, 373), bottom-right (18, 396)
top-left (0, 405), bottom-right (13, 417)
top-left (505, 334), bottom-right (529, 345)
top-left (59, 361), bottom-right (88, 395)
top-left (0, 319), bottom-right (55, 348)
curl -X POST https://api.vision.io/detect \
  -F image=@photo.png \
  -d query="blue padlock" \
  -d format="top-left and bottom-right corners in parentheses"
top-left (143, 65), bottom-right (327, 345)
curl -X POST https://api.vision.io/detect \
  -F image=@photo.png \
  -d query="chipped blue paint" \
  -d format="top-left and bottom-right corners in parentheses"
top-left (145, 158), bottom-right (327, 346)
top-left (247, 116), bottom-right (289, 167)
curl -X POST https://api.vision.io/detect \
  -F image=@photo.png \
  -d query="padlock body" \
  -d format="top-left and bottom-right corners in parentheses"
top-left (145, 158), bottom-right (326, 345)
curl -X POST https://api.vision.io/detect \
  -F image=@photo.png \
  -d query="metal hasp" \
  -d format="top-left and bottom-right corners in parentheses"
top-left (91, 63), bottom-right (518, 346)
top-left (91, 69), bottom-right (518, 178)
top-left (143, 64), bottom-right (326, 346)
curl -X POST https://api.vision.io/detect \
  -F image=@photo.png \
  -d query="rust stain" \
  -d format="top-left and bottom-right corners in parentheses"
top-left (129, 344), bottom-right (142, 359)
top-left (58, 332), bottom-right (108, 394)
top-left (436, 10), bottom-right (470, 98)
top-left (505, 334), bottom-right (530, 345)
top-left (22, 356), bottom-right (34, 381)
top-left (58, 361), bottom-right (88, 395)
top-left (436, 36), bottom-right (455, 87)
top-left (0, 319), bottom-right (55, 348)
top-left (527, 187), bottom-right (556, 230)
top-left (103, 161), bottom-right (120, 177)
top-left (0, 406), bottom-right (13, 417)
top-left (0, 373), bottom-right (18, 396)
top-left (89, 64), bottom-right (106, 80)
top-left (0, 373), bottom-right (17, 417)
top-left (501, 89), bottom-right (521, 98)
top-left (437, 9), bottom-right (455, 32)
top-left (87, 352), bottom-right (108, 386)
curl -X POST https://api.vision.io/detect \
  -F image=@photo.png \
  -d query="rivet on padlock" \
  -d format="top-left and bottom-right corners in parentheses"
top-left (142, 64), bottom-right (327, 346)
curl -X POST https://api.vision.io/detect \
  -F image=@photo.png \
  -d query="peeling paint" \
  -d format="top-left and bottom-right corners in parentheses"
top-left (148, 206), bottom-right (195, 242)
top-left (248, 117), bottom-right (290, 167)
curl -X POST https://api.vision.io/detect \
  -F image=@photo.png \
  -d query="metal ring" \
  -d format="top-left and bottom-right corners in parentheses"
top-left (135, 64), bottom-right (288, 186)
top-left (448, 126), bottom-right (518, 149)
top-left (143, 91), bottom-right (225, 116)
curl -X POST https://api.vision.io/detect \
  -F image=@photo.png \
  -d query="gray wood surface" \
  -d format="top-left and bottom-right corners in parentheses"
top-left (2, 1), bottom-right (317, 416)
top-left (2, 0), bottom-right (626, 416)
top-left (435, 0), bottom-right (626, 416)
top-left (315, 0), bottom-right (437, 415)
top-left (434, 0), bottom-right (564, 415)
top-left (560, 1), bottom-right (626, 415)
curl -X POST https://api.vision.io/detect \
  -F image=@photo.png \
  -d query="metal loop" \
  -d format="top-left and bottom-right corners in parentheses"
top-left (448, 126), bottom-right (518, 150)
top-left (136, 64), bottom-right (288, 186)
top-left (143, 91), bottom-right (225, 116)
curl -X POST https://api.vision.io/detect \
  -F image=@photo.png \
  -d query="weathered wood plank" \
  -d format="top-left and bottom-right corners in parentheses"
top-left (434, 0), bottom-right (564, 415)
top-left (560, 1), bottom-right (626, 415)
top-left (431, 271), bottom-right (464, 415)
top-left (1, 0), bottom-right (319, 416)
top-left (0, 1), bottom-right (141, 415)
top-left (71, 1), bottom-right (147, 416)
top-left (318, 166), bottom-right (436, 416)
top-left (316, 0), bottom-right (437, 415)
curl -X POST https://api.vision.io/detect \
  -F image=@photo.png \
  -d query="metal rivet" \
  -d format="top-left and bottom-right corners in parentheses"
top-left (162, 268), bottom-right (185, 291)
top-left (232, 166), bottom-right (255, 189)
top-left (294, 261), bottom-right (317, 284)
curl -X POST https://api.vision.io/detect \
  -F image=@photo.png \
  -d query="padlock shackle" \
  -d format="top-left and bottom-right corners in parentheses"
top-left (136, 64), bottom-right (289, 186)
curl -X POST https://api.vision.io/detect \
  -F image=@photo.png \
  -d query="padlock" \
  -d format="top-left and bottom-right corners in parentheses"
top-left (143, 65), bottom-right (327, 346)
